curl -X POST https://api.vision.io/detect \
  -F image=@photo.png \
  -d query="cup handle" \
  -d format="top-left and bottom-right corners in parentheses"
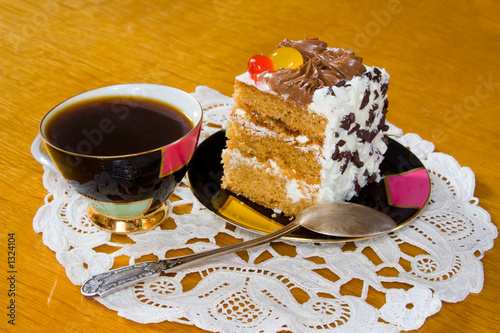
top-left (31, 134), bottom-right (58, 172)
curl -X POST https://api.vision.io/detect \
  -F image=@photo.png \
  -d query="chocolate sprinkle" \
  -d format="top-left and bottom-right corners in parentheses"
top-left (360, 87), bottom-right (370, 110)
top-left (382, 98), bottom-right (389, 113)
top-left (331, 146), bottom-right (340, 160)
top-left (381, 83), bottom-right (389, 96)
top-left (363, 170), bottom-right (378, 183)
top-left (352, 151), bottom-right (364, 168)
top-left (348, 123), bottom-right (360, 135)
top-left (356, 129), bottom-right (379, 143)
top-left (357, 129), bottom-right (371, 142)
top-left (340, 158), bottom-right (350, 174)
top-left (366, 103), bottom-right (379, 126)
top-left (332, 148), bottom-right (366, 173)
top-left (354, 180), bottom-right (361, 194)
top-left (372, 68), bottom-right (382, 82)
top-left (378, 116), bottom-right (389, 131)
top-left (340, 113), bottom-right (356, 130)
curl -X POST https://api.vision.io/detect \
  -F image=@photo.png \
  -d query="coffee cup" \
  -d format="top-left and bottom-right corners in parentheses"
top-left (31, 84), bottom-right (203, 233)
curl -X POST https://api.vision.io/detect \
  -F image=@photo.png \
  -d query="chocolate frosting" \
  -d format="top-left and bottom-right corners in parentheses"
top-left (265, 38), bottom-right (366, 105)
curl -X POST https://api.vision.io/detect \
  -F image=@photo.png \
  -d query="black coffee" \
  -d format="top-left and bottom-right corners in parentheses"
top-left (46, 96), bottom-right (193, 156)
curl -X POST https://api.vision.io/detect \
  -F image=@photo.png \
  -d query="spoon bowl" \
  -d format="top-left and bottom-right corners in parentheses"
top-left (297, 202), bottom-right (396, 237)
top-left (81, 201), bottom-right (396, 297)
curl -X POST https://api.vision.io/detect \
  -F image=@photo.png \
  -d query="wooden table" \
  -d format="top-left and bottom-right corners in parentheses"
top-left (1, 0), bottom-right (499, 332)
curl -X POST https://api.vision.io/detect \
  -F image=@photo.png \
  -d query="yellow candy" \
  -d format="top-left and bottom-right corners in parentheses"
top-left (271, 47), bottom-right (304, 70)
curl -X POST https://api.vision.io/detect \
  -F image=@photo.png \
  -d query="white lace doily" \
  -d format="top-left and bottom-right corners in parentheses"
top-left (33, 86), bottom-right (497, 332)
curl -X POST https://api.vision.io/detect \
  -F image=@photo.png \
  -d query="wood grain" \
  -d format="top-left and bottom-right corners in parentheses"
top-left (1, 0), bottom-right (499, 332)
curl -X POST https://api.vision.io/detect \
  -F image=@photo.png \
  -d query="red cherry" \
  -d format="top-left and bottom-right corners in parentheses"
top-left (248, 54), bottom-right (274, 81)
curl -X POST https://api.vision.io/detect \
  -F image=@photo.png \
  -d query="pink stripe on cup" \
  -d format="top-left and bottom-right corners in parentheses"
top-left (160, 124), bottom-right (201, 177)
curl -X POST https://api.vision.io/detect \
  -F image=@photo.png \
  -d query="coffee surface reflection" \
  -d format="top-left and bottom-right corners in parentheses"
top-left (46, 96), bottom-right (193, 156)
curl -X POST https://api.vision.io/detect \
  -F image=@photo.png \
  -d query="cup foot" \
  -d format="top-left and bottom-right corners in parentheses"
top-left (87, 203), bottom-right (169, 234)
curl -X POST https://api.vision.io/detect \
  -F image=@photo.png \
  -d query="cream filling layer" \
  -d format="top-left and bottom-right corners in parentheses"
top-left (230, 108), bottom-right (321, 155)
top-left (223, 148), bottom-right (319, 203)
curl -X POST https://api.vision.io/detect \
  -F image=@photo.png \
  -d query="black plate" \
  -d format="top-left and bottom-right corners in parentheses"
top-left (187, 130), bottom-right (431, 242)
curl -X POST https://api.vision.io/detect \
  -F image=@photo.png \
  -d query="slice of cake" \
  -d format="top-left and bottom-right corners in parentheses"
top-left (221, 38), bottom-right (390, 216)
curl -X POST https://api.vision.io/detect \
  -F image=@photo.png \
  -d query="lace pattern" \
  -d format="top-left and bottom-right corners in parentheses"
top-left (33, 86), bottom-right (497, 332)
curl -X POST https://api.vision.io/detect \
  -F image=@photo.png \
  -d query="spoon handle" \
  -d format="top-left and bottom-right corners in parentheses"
top-left (81, 219), bottom-right (301, 297)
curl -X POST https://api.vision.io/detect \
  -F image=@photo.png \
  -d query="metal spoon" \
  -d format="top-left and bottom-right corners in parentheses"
top-left (81, 202), bottom-right (395, 297)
